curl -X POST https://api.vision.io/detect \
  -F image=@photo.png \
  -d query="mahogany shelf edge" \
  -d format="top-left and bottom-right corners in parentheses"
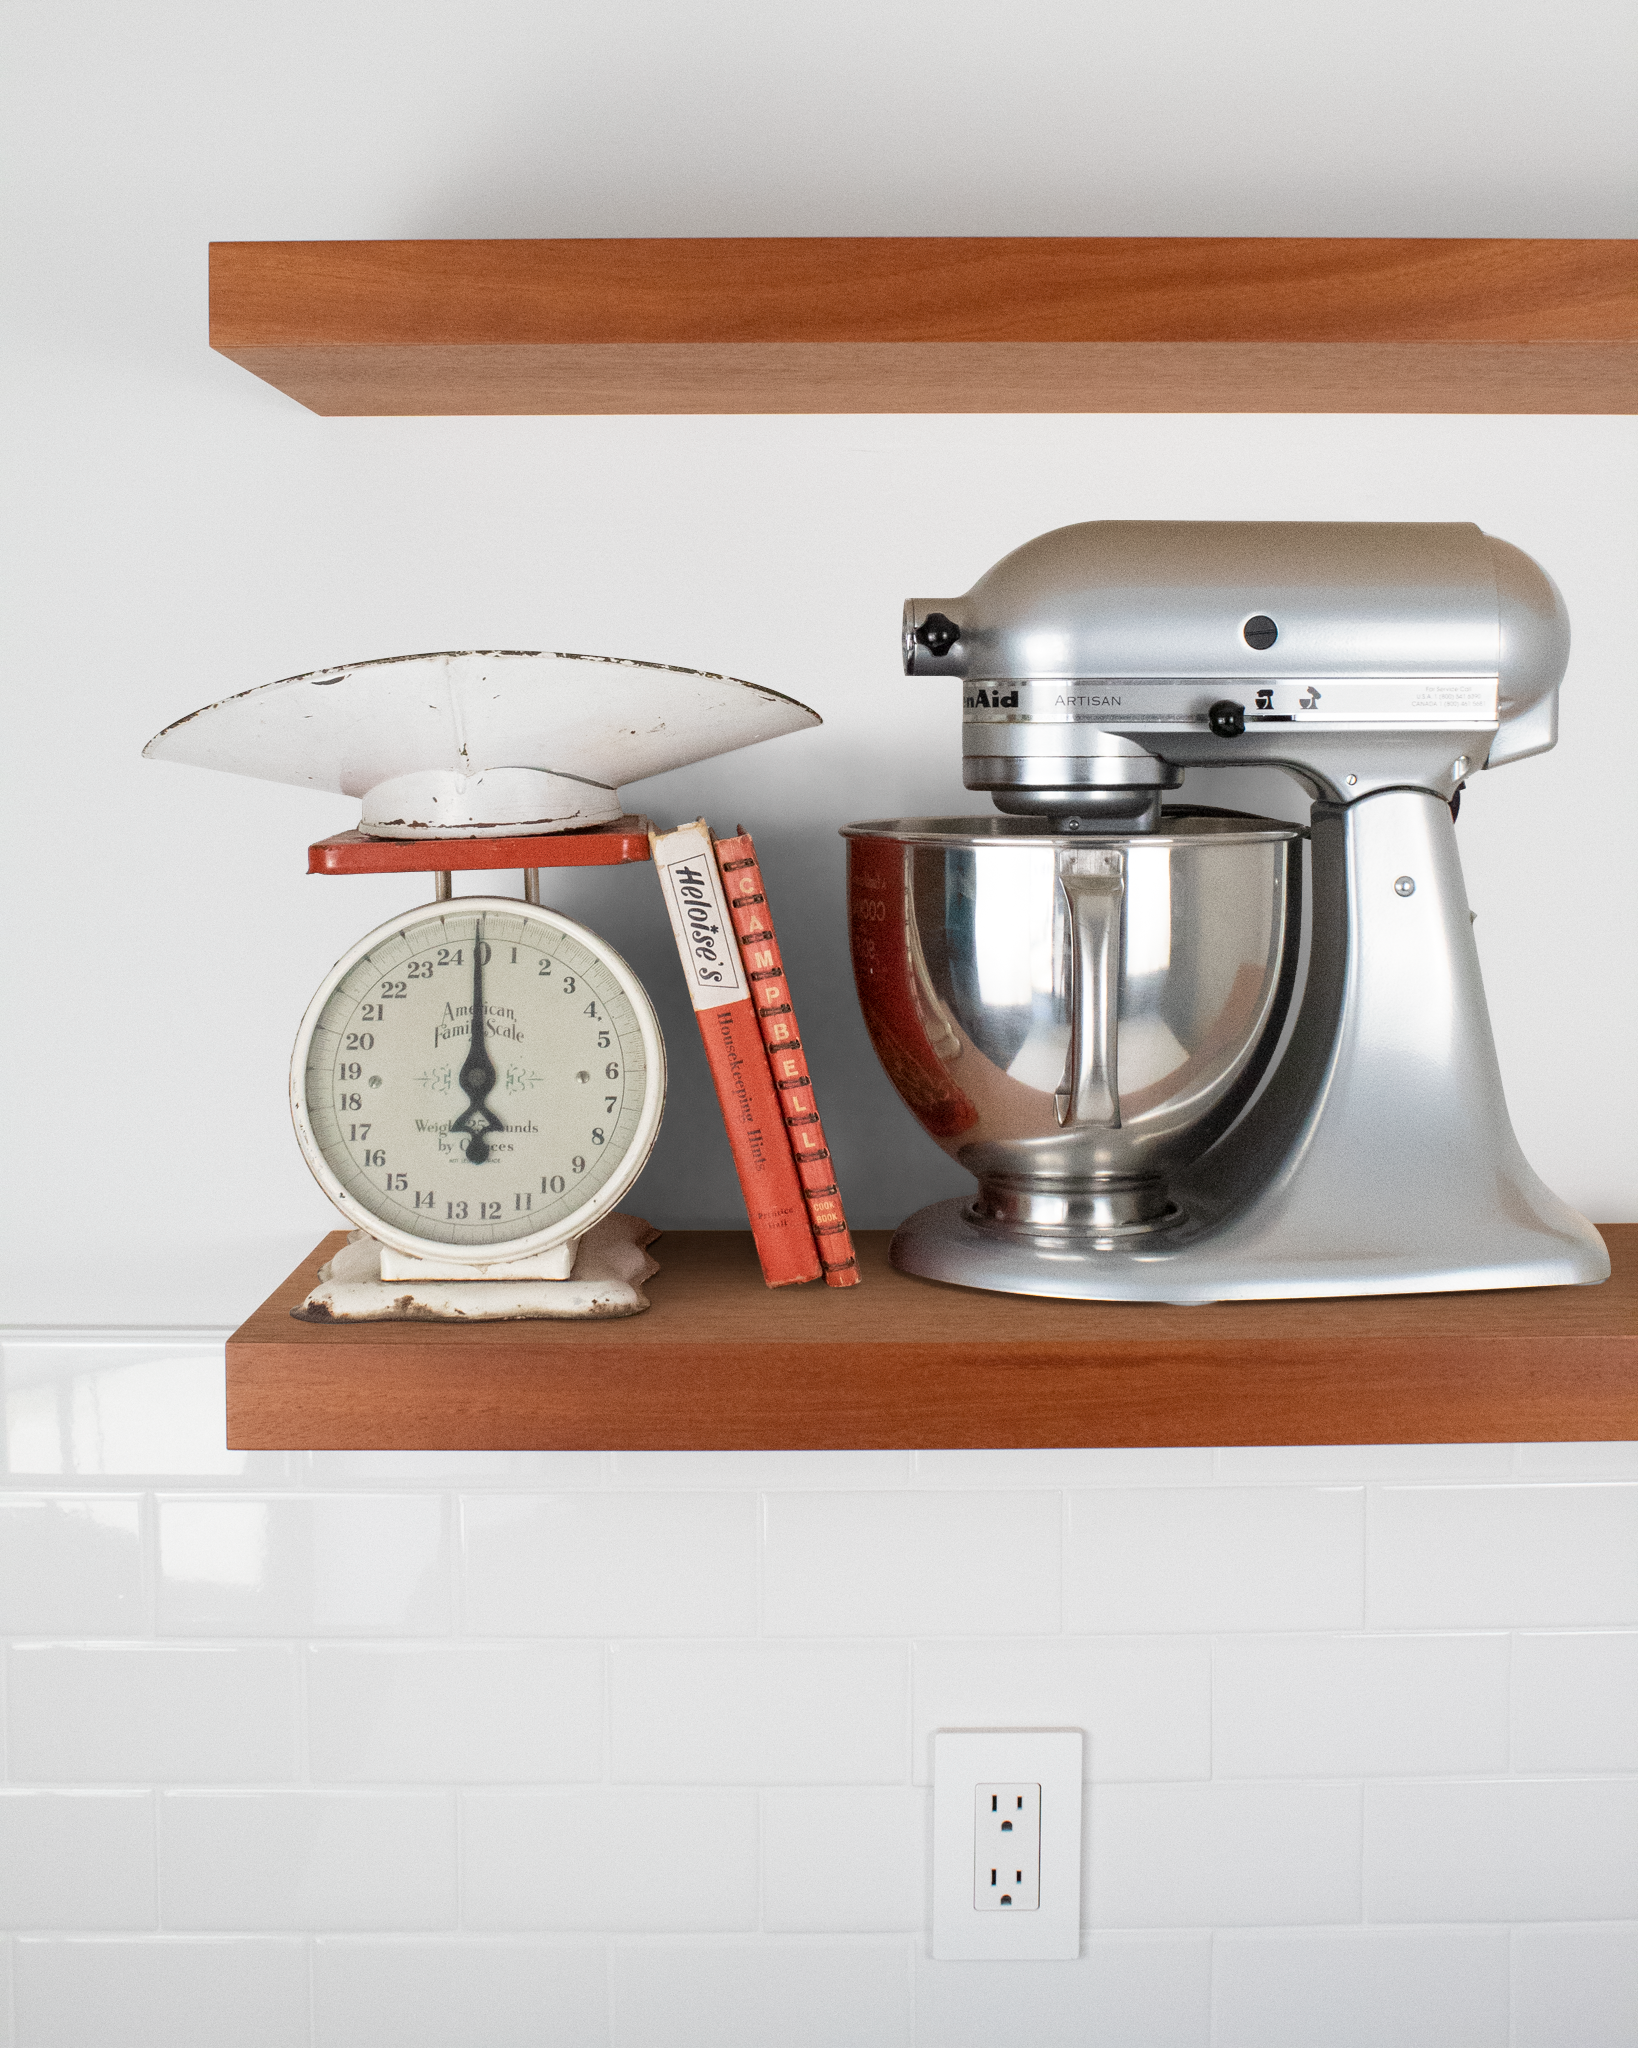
top-left (208, 239), bottom-right (1638, 416)
top-left (225, 1226), bottom-right (1638, 1452)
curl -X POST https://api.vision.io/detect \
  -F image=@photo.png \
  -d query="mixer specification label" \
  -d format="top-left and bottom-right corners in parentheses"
top-left (964, 679), bottom-right (1500, 724)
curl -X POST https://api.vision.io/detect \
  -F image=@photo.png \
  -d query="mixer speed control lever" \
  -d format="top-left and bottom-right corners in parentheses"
top-left (1208, 699), bottom-right (1247, 738)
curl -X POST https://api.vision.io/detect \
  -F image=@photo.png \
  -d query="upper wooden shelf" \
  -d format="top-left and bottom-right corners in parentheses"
top-left (227, 1226), bottom-right (1638, 1451)
top-left (209, 237), bottom-right (1636, 417)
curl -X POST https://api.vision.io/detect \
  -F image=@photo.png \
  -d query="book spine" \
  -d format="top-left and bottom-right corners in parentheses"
top-left (650, 821), bottom-right (822, 1288)
top-left (713, 832), bottom-right (861, 1288)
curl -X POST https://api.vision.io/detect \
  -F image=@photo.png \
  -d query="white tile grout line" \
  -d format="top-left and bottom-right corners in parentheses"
top-left (143, 1490), bottom-right (159, 1643)
top-left (753, 1493), bottom-right (767, 1639)
top-left (1506, 1922), bottom-right (1519, 2048)
top-left (295, 1639), bottom-right (312, 1787)
top-left (755, 1790), bottom-right (766, 1935)
top-left (454, 1782), bottom-right (467, 1936)
top-left (1505, 1629), bottom-right (1516, 1777)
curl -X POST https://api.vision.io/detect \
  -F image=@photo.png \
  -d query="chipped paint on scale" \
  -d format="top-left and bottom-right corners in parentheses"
top-left (143, 649), bottom-right (821, 838)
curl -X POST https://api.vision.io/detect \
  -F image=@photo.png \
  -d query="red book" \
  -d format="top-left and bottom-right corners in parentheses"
top-left (713, 830), bottom-right (860, 1288)
top-left (651, 821), bottom-right (822, 1287)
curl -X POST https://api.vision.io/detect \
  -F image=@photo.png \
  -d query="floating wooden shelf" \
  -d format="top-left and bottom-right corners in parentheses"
top-left (209, 237), bottom-right (1636, 417)
top-left (226, 1226), bottom-right (1637, 1451)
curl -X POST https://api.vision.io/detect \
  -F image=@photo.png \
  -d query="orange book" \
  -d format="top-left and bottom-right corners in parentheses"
top-left (651, 820), bottom-right (822, 1288)
top-left (713, 830), bottom-right (860, 1287)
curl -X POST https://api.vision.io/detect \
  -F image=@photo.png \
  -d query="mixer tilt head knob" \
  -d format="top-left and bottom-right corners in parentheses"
top-left (1208, 699), bottom-right (1247, 738)
top-left (914, 612), bottom-right (962, 659)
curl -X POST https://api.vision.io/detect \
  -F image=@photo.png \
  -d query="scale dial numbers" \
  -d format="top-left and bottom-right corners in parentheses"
top-left (290, 899), bottom-right (665, 1260)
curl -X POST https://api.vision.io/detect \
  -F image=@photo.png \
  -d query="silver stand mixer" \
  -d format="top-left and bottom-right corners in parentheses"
top-left (844, 521), bottom-right (1609, 1303)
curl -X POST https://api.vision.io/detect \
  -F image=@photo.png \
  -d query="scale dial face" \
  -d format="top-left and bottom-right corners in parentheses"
top-left (290, 898), bottom-right (665, 1262)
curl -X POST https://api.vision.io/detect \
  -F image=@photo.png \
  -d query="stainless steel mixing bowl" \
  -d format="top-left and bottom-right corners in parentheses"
top-left (843, 811), bottom-right (1303, 1240)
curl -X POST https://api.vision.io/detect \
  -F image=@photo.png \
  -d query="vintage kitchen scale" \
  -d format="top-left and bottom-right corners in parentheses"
top-left (846, 520), bottom-right (1610, 1304)
top-left (145, 649), bottom-right (819, 1319)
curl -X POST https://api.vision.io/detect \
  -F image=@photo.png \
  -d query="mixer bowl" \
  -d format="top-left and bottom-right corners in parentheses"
top-left (843, 811), bottom-right (1303, 1240)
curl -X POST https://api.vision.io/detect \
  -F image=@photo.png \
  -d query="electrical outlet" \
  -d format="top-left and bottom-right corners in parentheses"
top-left (932, 1730), bottom-right (1082, 1960)
top-left (975, 1783), bottom-right (1041, 1910)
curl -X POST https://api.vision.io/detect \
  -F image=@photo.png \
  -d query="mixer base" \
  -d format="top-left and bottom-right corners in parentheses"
top-left (891, 1197), bottom-right (1612, 1306)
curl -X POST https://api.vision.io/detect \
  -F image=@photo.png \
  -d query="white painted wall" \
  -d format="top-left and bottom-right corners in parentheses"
top-left (1, 1), bottom-right (1635, 2040)
top-left (2, 0), bottom-right (1635, 1320)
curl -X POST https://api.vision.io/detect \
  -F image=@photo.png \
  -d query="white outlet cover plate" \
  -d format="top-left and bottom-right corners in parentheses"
top-left (932, 1729), bottom-right (1083, 1960)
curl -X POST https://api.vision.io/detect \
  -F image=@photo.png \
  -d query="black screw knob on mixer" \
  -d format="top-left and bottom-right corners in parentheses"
top-left (914, 613), bottom-right (962, 658)
top-left (1208, 699), bottom-right (1247, 738)
top-left (1243, 614), bottom-right (1278, 650)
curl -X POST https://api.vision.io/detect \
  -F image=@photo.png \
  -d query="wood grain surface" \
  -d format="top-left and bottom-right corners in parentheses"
top-left (225, 1226), bottom-right (1637, 1452)
top-left (208, 239), bottom-right (1637, 415)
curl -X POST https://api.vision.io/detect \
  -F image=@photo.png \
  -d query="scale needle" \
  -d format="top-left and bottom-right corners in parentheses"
top-left (450, 918), bottom-right (503, 1164)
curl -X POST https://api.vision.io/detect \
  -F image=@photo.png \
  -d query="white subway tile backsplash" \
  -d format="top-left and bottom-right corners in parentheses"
top-left (1212, 1633), bottom-right (1510, 1778)
top-left (461, 1494), bottom-right (756, 1637)
top-left (610, 1641), bottom-right (905, 1783)
top-left (1365, 1780), bottom-right (1638, 1921)
top-left (0, 1496), bottom-right (147, 1635)
top-left (313, 1939), bottom-right (608, 2048)
top-left (159, 1791), bottom-right (457, 1930)
top-left (910, 1636), bottom-right (1211, 1783)
top-left (156, 1496), bottom-right (452, 1636)
top-left (463, 1790), bottom-right (758, 1931)
top-left (1511, 1923), bottom-right (1638, 2048)
top-left (910, 1933), bottom-right (1212, 2047)
top-left (1, 1343), bottom-right (288, 1483)
top-left (609, 1451), bottom-right (913, 1488)
top-left (1367, 1484), bottom-right (1638, 1628)
top-left (1512, 1633), bottom-right (1638, 1772)
top-left (308, 1449), bottom-right (603, 1486)
top-left (1515, 1441), bottom-right (1638, 1477)
top-left (4, 1331), bottom-right (1638, 2030)
top-left (1065, 1488), bottom-right (1364, 1633)
top-left (1216, 1443), bottom-right (1516, 1483)
top-left (1090, 1783), bottom-right (1361, 1927)
top-left (1213, 1929), bottom-right (1509, 2048)
top-left (911, 1448), bottom-right (1215, 1487)
top-left (761, 1491), bottom-right (1060, 1636)
top-left (13, 1936), bottom-right (308, 2048)
top-left (611, 1939), bottom-right (911, 2048)
top-left (7, 1645), bottom-right (299, 1783)
top-left (0, 1792), bottom-right (155, 1930)
top-left (762, 1788), bottom-right (925, 1931)
top-left (306, 1643), bottom-right (603, 1783)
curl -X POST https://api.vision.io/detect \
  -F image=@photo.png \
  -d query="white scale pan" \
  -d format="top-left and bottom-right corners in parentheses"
top-left (144, 648), bottom-right (821, 838)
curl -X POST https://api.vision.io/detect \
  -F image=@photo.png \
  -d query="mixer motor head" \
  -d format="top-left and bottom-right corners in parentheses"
top-left (904, 521), bottom-right (1569, 826)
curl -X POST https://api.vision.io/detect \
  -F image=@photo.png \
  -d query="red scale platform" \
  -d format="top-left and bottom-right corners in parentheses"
top-left (308, 816), bottom-right (653, 875)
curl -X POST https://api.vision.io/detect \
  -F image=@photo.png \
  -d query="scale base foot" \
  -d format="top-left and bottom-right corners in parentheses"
top-left (294, 1213), bottom-right (659, 1322)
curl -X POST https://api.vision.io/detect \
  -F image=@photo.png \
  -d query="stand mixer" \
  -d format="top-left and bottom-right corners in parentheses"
top-left (844, 520), bottom-right (1609, 1303)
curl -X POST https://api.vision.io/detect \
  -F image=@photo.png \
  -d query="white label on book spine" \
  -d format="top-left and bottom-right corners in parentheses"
top-left (652, 823), bottom-right (749, 1010)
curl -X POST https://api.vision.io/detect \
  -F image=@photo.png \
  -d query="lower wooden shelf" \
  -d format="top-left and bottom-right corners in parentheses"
top-left (226, 1227), bottom-right (1636, 1451)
